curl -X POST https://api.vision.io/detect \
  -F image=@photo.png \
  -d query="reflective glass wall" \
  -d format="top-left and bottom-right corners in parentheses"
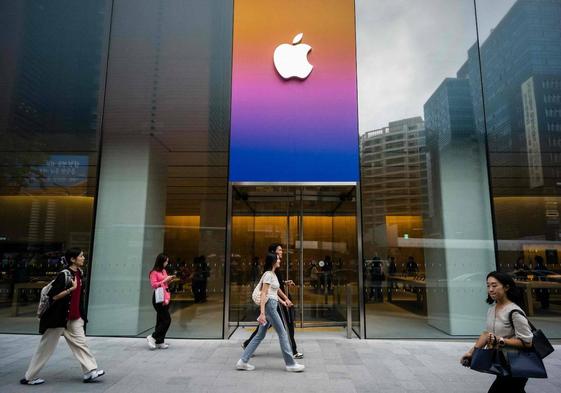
top-left (0, 0), bottom-right (111, 333)
top-left (357, 0), bottom-right (561, 338)
top-left (86, 0), bottom-right (231, 338)
top-left (476, 0), bottom-right (561, 337)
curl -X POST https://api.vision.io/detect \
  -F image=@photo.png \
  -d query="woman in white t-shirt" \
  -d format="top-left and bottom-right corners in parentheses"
top-left (236, 253), bottom-right (305, 372)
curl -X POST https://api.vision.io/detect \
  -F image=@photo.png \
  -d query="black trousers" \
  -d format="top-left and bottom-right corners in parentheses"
top-left (488, 376), bottom-right (528, 393)
top-left (152, 296), bottom-right (171, 344)
top-left (192, 280), bottom-right (207, 302)
top-left (244, 304), bottom-right (298, 354)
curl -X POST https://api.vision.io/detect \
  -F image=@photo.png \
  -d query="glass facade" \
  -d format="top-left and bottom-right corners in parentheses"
top-left (1, 0), bottom-right (559, 339)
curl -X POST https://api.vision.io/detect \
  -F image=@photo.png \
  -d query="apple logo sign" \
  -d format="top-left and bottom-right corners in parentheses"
top-left (273, 33), bottom-right (313, 80)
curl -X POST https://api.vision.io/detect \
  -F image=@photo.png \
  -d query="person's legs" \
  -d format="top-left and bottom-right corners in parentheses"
top-left (63, 318), bottom-right (98, 373)
top-left (266, 300), bottom-right (295, 366)
top-left (488, 376), bottom-right (527, 393)
top-left (160, 304), bottom-right (171, 343)
top-left (24, 328), bottom-right (64, 380)
top-left (201, 280), bottom-right (207, 301)
top-left (243, 325), bottom-right (259, 348)
top-left (279, 305), bottom-right (297, 354)
top-left (152, 302), bottom-right (170, 344)
top-left (240, 321), bottom-right (268, 363)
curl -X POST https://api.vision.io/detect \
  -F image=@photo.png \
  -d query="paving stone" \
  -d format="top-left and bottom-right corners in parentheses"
top-left (0, 334), bottom-right (559, 393)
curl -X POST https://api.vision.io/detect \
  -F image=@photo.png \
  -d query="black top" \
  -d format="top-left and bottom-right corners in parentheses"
top-left (39, 268), bottom-right (88, 334)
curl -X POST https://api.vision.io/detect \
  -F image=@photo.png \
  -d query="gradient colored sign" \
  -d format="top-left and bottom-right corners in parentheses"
top-left (229, 0), bottom-right (359, 182)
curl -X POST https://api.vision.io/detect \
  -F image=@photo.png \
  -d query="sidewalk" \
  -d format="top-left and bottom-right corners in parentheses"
top-left (0, 330), bottom-right (559, 393)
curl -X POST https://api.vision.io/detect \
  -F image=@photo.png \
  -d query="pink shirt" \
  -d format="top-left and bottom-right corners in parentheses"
top-left (149, 270), bottom-right (171, 305)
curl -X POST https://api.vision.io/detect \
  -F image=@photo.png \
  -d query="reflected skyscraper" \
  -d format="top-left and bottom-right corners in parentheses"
top-left (360, 117), bottom-right (428, 255)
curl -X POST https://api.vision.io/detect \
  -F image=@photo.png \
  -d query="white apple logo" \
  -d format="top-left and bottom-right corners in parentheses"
top-left (273, 33), bottom-right (313, 80)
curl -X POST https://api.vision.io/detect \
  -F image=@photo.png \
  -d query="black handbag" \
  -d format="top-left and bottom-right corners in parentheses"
top-left (506, 349), bottom-right (547, 378)
top-left (470, 348), bottom-right (510, 377)
top-left (509, 309), bottom-right (554, 359)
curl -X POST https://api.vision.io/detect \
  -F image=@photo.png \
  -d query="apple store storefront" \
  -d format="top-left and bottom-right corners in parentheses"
top-left (1, 0), bottom-right (561, 340)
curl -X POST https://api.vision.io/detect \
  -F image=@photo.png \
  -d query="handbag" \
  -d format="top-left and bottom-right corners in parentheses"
top-left (252, 278), bottom-right (263, 305)
top-left (509, 309), bottom-right (554, 359)
top-left (154, 286), bottom-right (165, 304)
top-left (470, 348), bottom-right (510, 377)
top-left (506, 350), bottom-right (547, 378)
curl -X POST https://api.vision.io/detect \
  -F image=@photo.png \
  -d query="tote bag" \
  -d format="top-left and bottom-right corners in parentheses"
top-left (506, 350), bottom-right (547, 378)
top-left (470, 348), bottom-right (510, 377)
top-left (509, 309), bottom-right (554, 359)
top-left (155, 287), bottom-right (165, 304)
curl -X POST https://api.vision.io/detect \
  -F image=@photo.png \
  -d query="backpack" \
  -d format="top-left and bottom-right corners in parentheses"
top-left (37, 269), bottom-right (72, 318)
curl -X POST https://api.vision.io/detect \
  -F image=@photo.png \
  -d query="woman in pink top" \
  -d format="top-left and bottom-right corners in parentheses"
top-left (147, 254), bottom-right (175, 349)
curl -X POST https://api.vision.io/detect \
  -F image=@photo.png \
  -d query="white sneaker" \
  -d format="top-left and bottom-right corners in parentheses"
top-left (83, 369), bottom-right (105, 383)
top-left (285, 363), bottom-right (305, 372)
top-left (236, 359), bottom-right (255, 371)
top-left (20, 378), bottom-right (45, 385)
top-left (146, 335), bottom-right (156, 350)
top-left (156, 343), bottom-right (169, 349)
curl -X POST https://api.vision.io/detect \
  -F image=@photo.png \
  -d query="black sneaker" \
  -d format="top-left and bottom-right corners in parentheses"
top-left (293, 352), bottom-right (304, 359)
top-left (20, 378), bottom-right (45, 385)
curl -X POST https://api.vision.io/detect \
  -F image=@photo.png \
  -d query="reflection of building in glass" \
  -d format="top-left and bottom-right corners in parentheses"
top-left (424, 78), bottom-right (477, 149)
top-left (1, 0), bottom-right (106, 196)
top-left (360, 117), bottom-right (428, 255)
top-left (463, 0), bottom-right (561, 196)
top-left (7, 1), bottom-right (105, 140)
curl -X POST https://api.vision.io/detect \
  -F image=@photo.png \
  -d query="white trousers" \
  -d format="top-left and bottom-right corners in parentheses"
top-left (25, 318), bottom-right (98, 380)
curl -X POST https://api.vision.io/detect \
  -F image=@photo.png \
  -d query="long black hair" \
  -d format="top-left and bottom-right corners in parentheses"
top-left (62, 247), bottom-right (83, 267)
top-left (262, 252), bottom-right (277, 273)
top-left (268, 243), bottom-right (281, 254)
top-left (151, 253), bottom-right (169, 273)
top-left (486, 271), bottom-right (523, 306)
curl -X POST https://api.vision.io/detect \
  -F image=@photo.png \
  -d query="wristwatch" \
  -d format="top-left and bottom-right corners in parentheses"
top-left (498, 337), bottom-right (505, 347)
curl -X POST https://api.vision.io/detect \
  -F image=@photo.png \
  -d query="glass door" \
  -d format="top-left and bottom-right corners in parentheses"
top-left (227, 185), bottom-right (359, 330)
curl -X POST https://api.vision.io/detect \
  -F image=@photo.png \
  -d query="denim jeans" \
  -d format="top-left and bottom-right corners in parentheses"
top-left (241, 299), bottom-right (295, 366)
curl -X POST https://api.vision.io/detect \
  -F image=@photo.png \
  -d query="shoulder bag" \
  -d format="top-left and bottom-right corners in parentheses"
top-left (505, 309), bottom-right (550, 378)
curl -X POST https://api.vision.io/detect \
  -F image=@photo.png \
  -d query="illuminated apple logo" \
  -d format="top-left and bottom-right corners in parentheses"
top-left (273, 33), bottom-right (313, 80)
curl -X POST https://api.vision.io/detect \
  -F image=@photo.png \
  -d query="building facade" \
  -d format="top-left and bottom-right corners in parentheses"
top-left (1, 0), bottom-right (560, 339)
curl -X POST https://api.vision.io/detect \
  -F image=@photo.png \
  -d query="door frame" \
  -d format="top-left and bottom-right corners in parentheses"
top-left (223, 182), bottom-right (364, 338)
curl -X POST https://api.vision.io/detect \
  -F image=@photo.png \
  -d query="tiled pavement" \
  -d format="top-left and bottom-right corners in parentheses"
top-left (0, 331), bottom-right (559, 393)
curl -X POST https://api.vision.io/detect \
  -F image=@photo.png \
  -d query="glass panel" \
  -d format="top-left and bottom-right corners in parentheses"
top-left (0, 1), bottom-right (110, 333)
top-left (357, 0), bottom-right (496, 338)
top-left (301, 187), bottom-right (358, 326)
top-left (229, 186), bottom-right (298, 326)
top-left (476, 0), bottom-right (561, 337)
top-left (86, 0), bottom-right (232, 338)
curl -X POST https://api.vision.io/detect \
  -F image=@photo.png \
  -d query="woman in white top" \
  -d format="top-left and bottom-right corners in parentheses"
top-left (461, 271), bottom-right (533, 393)
top-left (236, 253), bottom-right (305, 372)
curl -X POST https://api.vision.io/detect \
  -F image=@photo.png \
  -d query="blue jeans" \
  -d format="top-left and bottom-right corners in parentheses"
top-left (241, 299), bottom-right (295, 366)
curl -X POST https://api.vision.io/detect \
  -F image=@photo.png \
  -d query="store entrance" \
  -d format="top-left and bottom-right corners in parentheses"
top-left (227, 185), bottom-right (360, 332)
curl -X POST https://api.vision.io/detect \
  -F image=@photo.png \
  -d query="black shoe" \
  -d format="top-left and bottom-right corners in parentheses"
top-left (293, 352), bottom-right (304, 359)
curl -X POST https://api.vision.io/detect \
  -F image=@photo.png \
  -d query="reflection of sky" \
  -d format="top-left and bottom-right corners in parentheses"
top-left (356, 0), bottom-right (514, 133)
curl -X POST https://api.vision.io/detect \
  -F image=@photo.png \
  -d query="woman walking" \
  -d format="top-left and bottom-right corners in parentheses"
top-left (20, 248), bottom-right (105, 385)
top-left (147, 253), bottom-right (175, 350)
top-left (242, 243), bottom-right (303, 359)
top-left (460, 271), bottom-right (533, 392)
top-left (236, 252), bottom-right (305, 372)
